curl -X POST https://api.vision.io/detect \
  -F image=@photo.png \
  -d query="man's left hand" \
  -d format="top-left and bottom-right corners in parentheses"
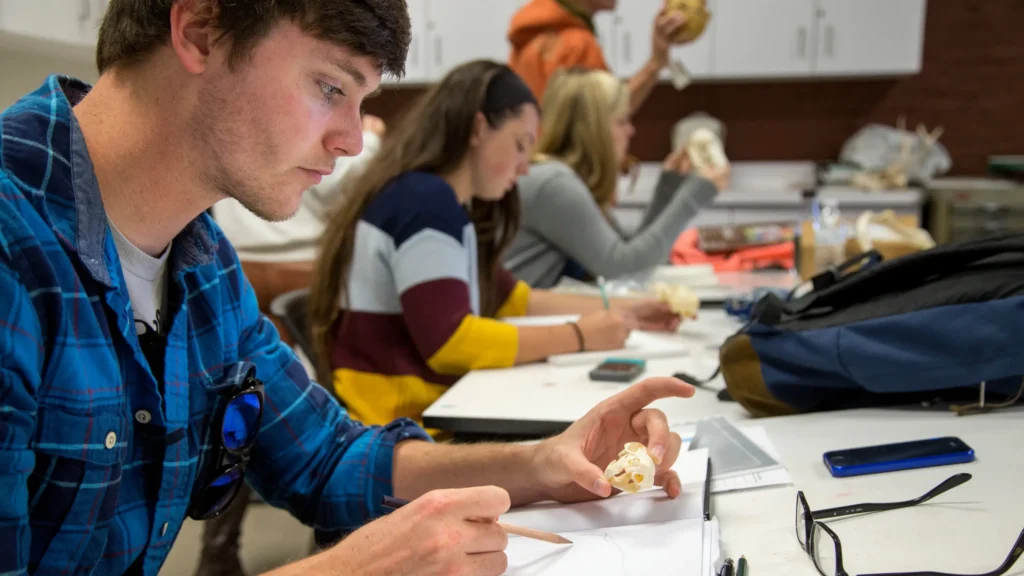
top-left (528, 377), bottom-right (695, 504)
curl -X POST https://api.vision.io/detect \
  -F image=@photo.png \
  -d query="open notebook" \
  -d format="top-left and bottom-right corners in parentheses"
top-left (499, 448), bottom-right (717, 576)
top-left (502, 315), bottom-right (689, 366)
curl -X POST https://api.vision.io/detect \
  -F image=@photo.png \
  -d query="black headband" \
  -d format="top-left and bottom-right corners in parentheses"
top-left (482, 68), bottom-right (538, 115)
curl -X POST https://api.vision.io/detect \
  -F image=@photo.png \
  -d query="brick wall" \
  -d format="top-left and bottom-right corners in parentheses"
top-left (364, 0), bottom-right (1024, 175)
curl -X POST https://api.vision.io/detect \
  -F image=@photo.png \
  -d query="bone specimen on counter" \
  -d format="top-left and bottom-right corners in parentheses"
top-left (604, 442), bottom-right (657, 494)
top-left (851, 116), bottom-right (945, 192)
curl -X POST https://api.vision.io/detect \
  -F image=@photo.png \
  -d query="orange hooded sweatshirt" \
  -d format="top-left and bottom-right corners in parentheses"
top-left (508, 0), bottom-right (610, 101)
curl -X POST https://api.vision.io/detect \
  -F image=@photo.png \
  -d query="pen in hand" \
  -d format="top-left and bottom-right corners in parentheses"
top-left (597, 276), bottom-right (610, 310)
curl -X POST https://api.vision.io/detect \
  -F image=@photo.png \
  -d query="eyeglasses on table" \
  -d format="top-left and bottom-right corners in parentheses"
top-left (794, 473), bottom-right (1024, 576)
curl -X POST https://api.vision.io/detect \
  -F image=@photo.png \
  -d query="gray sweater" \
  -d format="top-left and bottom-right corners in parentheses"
top-left (505, 161), bottom-right (717, 288)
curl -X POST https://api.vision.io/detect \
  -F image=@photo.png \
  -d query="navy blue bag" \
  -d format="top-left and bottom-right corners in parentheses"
top-left (721, 234), bottom-right (1024, 416)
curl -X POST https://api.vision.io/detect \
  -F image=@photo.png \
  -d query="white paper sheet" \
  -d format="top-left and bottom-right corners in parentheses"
top-left (703, 517), bottom-right (722, 576)
top-left (547, 331), bottom-right (689, 366)
top-left (502, 450), bottom-right (711, 576)
top-left (504, 519), bottom-right (705, 576)
top-left (673, 424), bottom-right (793, 494)
top-left (709, 426), bottom-right (792, 493)
top-left (502, 315), bottom-right (581, 327)
top-left (500, 449), bottom-right (709, 534)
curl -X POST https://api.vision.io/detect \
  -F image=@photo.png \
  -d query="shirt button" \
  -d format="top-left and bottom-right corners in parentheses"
top-left (104, 431), bottom-right (117, 449)
top-left (135, 410), bottom-right (152, 424)
top-left (160, 522), bottom-right (168, 537)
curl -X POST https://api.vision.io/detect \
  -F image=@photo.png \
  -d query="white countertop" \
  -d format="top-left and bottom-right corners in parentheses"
top-left (615, 161), bottom-right (924, 209)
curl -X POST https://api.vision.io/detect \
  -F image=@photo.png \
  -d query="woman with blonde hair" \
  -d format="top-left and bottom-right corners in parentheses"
top-left (309, 61), bottom-right (681, 431)
top-left (505, 68), bottom-right (729, 288)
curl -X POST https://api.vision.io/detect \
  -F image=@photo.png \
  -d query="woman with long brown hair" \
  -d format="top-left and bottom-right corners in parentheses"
top-left (309, 61), bottom-right (681, 430)
top-left (505, 68), bottom-right (730, 289)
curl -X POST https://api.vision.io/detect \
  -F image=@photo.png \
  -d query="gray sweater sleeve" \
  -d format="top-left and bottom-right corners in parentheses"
top-left (639, 171), bottom-right (687, 230)
top-left (526, 168), bottom-right (717, 279)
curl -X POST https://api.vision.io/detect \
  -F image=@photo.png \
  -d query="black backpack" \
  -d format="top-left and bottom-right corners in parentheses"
top-left (720, 234), bottom-right (1024, 416)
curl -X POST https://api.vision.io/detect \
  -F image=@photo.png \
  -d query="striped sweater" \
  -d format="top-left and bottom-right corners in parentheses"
top-left (331, 171), bottom-right (530, 429)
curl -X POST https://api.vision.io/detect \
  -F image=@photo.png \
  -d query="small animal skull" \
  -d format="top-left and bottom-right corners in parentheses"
top-left (603, 442), bottom-right (656, 494)
top-left (687, 128), bottom-right (729, 173)
top-left (666, 0), bottom-right (712, 43)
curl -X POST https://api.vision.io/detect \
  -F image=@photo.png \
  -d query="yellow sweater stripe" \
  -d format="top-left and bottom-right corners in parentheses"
top-left (496, 280), bottom-right (531, 318)
top-left (426, 314), bottom-right (518, 375)
top-left (332, 368), bottom-right (449, 436)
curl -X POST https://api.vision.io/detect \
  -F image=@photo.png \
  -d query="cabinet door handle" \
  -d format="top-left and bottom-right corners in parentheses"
top-left (824, 24), bottom-right (834, 58)
top-left (79, 0), bottom-right (92, 26)
top-left (434, 36), bottom-right (442, 69)
top-left (797, 26), bottom-right (807, 59)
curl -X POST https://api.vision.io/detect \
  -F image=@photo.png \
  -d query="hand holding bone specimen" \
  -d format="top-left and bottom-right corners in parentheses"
top-left (603, 442), bottom-right (657, 494)
top-left (652, 282), bottom-right (700, 319)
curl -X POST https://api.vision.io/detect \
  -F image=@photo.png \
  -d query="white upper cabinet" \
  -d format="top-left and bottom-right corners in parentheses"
top-left (814, 0), bottom-right (926, 76)
top-left (606, 0), bottom-right (714, 79)
top-left (593, 10), bottom-right (616, 66)
top-left (92, 0), bottom-right (109, 34)
top-left (0, 0), bottom-right (103, 46)
top-left (393, 0), bottom-right (524, 84)
top-left (2, 0), bottom-right (928, 84)
top-left (713, 0), bottom-right (926, 79)
top-left (427, 0), bottom-right (524, 78)
top-left (713, 0), bottom-right (818, 79)
top-left (400, 0), bottom-right (432, 83)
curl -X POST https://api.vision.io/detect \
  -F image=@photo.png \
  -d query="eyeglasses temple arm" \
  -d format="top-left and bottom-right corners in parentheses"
top-left (857, 527), bottom-right (1024, 576)
top-left (811, 473), bottom-right (972, 520)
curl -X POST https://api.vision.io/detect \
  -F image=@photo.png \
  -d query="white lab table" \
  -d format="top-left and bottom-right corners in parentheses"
top-left (714, 407), bottom-right (1024, 575)
top-left (421, 299), bottom-right (1023, 575)
top-left (422, 310), bottom-right (750, 436)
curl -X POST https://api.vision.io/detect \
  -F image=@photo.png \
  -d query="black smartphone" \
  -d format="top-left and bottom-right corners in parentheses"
top-left (588, 358), bottom-right (646, 382)
top-left (823, 436), bottom-right (975, 478)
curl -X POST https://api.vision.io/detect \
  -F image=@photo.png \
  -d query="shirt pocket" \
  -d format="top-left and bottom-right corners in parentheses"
top-left (29, 405), bottom-right (126, 575)
top-left (187, 361), bottom-right (256, 491)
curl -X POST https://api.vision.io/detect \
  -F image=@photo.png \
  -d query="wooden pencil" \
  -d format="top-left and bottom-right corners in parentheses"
top-left (381, 495), bottom-right (573, 545)
top-left (499, 522), bottom-right (573, 545)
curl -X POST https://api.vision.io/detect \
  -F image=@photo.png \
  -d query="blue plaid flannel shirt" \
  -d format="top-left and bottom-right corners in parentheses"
top-left (0, 76), bottom-right (431, 575)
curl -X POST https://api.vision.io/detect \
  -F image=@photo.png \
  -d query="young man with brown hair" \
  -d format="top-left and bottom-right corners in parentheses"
top-left (0, 1), bottom-right (694, 575)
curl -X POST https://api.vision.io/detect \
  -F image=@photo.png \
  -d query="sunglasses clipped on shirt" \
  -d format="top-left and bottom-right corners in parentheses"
top-left (187, 369), bottom-right (265, 521)
top-left (795, 473), bottom-right (1024, 576)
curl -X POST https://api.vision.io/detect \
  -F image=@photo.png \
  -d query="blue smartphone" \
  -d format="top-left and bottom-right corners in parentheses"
top-left (823, 436), bottom-right (975, 478)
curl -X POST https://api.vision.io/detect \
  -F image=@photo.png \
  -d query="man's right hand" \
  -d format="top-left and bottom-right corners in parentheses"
top-left (328, 486), bottom-right (512, 576)
top-left (576, 309), bottom-right (636, 351)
